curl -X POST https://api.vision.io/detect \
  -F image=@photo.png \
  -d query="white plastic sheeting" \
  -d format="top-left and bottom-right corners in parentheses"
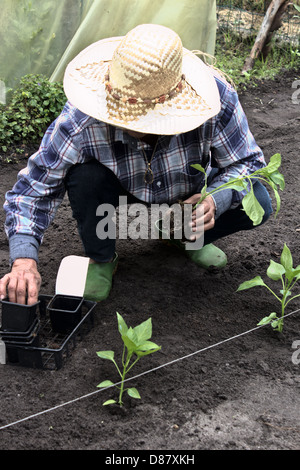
top-left (0, 0), bottom-right (217, 87)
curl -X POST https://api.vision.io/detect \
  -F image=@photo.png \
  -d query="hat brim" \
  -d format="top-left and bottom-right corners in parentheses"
top-left (63, 36), bottom-right (221, 135)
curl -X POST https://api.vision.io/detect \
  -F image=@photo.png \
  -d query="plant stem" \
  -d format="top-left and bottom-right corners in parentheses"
top-left (193, 174), bottom-right (254, 210)
top-left (193, 170), bottom-right (280, 212)
top-left (118, 365), bottom-right (127, 406)
top-left (264, 283), bottom-right (282, 303)
top-left (285, 292), bottom-right (300, 307)
top-left (121, 344), bottom-right (126, 367)
top-left (118, 354), bottom-right (139, 406)
top-left (279, 297), bottom-right (285, 332)
top-left (126, 356), bottom-right (140, 375)
top-left (112, 358), bottom-right (123, 379)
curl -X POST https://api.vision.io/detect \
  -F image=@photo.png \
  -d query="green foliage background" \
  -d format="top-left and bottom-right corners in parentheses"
top-left (0, 75), bottom-right (66, 153)
top-left (0, 1), bottom-right (299, 157)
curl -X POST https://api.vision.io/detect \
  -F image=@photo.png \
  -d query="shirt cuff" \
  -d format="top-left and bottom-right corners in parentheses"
top-left (9, 234), bottom-right (40, 265)
top-left (206, 182), bottom-right (233, 219)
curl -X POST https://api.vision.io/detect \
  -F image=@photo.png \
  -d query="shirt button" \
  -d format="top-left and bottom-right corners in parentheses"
top-left (157, 181), bottom-right (162, 187)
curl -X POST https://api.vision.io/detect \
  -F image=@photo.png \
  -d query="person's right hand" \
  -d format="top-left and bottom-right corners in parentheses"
top-left (0, 258), bottom-right (41, 305)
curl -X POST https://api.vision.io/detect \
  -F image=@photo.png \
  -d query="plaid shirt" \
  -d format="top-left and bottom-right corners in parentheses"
top-left (4, 73), bottom-right (265, 263)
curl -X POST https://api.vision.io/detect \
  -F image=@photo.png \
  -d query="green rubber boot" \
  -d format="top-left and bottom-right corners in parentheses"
top-left (185, 243), bottom-right (227, 269)
top-left (83, 253), bottom-right (118, 301)
top-left (154, 219), bottom-right (227, 269)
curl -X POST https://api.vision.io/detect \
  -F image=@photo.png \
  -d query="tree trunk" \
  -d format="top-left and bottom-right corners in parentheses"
top-left (242, 0), bottom-right (290, 73)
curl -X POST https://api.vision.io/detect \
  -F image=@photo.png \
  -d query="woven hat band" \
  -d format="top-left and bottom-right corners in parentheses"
top-left (109, 24), bottom-right (183, 101)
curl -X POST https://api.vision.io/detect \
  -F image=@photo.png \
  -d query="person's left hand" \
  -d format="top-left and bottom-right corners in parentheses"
top-left (183, 193), bottom-right (216, 240)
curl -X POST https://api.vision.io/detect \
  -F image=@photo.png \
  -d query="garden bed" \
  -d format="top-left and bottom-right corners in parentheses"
top-left (0, 68), bottom-right (299, 450)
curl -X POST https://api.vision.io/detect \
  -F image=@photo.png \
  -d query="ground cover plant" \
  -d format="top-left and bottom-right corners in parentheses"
top-left (0, 74), bottom-right (66, 153)
top-left (96, 313), bottom-right (161, 406)
top-left (237, 244), bottom-right (300, 332)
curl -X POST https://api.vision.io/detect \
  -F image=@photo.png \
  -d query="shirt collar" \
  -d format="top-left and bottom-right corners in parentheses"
top-left (113, 126), bottom-right (173, 150)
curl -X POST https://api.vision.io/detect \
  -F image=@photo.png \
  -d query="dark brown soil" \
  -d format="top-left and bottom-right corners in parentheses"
top-left (0, 69), bottom-right (300, 451)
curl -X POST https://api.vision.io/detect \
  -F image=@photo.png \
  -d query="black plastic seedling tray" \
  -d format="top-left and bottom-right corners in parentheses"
top-left (1, 294), bottom-right (96, 370)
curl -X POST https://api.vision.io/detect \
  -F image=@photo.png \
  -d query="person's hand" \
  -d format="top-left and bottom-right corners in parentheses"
top-left (183, 193), bottom-right (216, 240)
top-left (0, 258), bottom-right (41, 305)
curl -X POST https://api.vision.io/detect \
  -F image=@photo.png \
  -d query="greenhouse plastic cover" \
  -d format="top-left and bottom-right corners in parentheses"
top-left (0, 0), bottom-right (217, 89)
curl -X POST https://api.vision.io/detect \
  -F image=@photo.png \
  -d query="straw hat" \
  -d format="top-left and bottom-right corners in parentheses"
top-left (63, 24), bottom-right (221, 135)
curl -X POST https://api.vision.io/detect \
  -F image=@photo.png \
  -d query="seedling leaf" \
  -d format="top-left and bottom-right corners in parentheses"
top-left (280, 289), bottom-right (291, 297)
top-left (190, 163), bottom-right (206, 174)
top-left (293, 265), bottom-right (300, 281)
top-left (103, 399), bottom-right (117, 406)
top-left (117, 312), bottom-right (128, 336)
top-left (257, 312), bottom-right (278, 326)
top-left (96, 350), bottom-right (115, 361)
top-left (122, 331), bottom-right (138, 354)
top-left (135, 340), bottom-right (162, 357)
top-left (257, 153), bottom-right (281, 175)
top-left (269, 170), bottom-right (285, 190)
top-left (280, 243), bottom-right (293, 271)
top-left (97, 380), bottom-right (115, 388)
top-left (127, 388), bottom-right (141, 399)
top-left (237, 275), bottom-right (265, 291)
top-left (242, 190), bottom-right (265, 226)
top-left (272, 186), bottom-right (281, 217)
top-left (225, 177), bottom-right (249, 192)
top-left (267, 259), bottom-right (285, 281)
top-left (285, 269), bottom-right (296, 283)
top-left (133, 317), bottom-right (152, 345)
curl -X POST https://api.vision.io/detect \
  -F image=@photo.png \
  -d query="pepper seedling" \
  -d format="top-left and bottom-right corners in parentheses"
top-left (237, 244), bottom-right (300, 332)
top-left (96, 312), bottom-right (161, 406)
top-left (191, 153), bottom-right (284, 226)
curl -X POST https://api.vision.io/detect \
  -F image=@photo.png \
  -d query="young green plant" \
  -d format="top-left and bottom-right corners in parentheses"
top-left (191, 153), bottom-right (284, 226)
top-left (293, 3), bottom-right (300, 16)
top-left (96, 313), bottom-right (161, 406)
top-left (237, 244), bottom-right (300, 332)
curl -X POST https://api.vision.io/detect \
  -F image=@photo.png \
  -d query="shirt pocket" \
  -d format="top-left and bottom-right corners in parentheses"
top-left (180, 154), bottom-right (211, 193)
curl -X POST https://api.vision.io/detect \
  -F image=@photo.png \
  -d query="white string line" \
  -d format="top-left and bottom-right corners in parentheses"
top-left (0, 307), bottom-right (299, 431)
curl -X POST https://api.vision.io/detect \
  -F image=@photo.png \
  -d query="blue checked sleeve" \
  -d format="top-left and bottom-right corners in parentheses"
top-left (3, 102), bottom-right (86, 263)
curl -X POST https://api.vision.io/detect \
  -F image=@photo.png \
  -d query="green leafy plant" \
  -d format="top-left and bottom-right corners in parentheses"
top-left (0, 74), bottom-right (66, 152)
top-left (214, 25), bottom-right (300, 90)
top-left (96, 313), bottom-right (161, 406)
top-left (237, 244), bottom-right (300, 332)
top-left (191, 153), bottom-right (284, 226)
top-left (293, 3), bottom-right (300, 15)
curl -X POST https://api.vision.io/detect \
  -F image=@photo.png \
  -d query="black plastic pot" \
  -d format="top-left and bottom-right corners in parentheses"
top-left (0, 298), bottom-right (39, 332)
top-left (2, 320), bottom-right (40, 364)
top-left (1, 319), bottom-right (40, 344)
top-left (47, 294), bottom-right (84, 334)
top-left (5, 328), bottom-right (42, 366)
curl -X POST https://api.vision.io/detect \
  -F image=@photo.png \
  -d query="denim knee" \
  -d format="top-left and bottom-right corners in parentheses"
top-left (64, 160), bottom-right (120, 262)
top-left (65, 159), bottom-right (145, 210)
top-left (65, 160), bottom-right (120, 202)
top-left (253, 180), bottom-right (273, 225)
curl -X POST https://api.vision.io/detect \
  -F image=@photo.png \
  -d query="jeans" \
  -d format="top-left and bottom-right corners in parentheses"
top-left (65, 159), bottom-right (273, 262)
